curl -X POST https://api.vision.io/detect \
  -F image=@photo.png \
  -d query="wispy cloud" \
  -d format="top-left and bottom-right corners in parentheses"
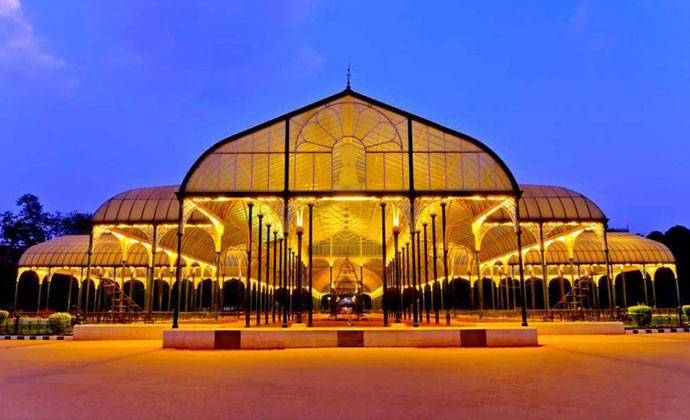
top-left (0, 0), bottom-right (66, 69)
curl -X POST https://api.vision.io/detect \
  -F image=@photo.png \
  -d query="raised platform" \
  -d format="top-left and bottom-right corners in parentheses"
top-left (533, 322), bottom-right (625, 335)
top-left (163, 327), bottom-right (539, 350)
top-left (74, 324), bottom-right (174, 340)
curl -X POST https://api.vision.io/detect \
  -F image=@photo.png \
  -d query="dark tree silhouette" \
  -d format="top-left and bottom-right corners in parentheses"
top-left (647, 226), bottom-right (689, 304)
top-left (0, 194), bottom-right (91, 309)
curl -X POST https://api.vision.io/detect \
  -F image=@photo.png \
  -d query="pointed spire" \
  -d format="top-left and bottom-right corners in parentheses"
top-left (346, 63), bottom-right (352, 90)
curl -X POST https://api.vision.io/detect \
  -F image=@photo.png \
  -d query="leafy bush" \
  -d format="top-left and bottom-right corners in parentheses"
top-left (0, 310), bottom-right (8, 323)
top-left (683, 305), bottom-right (690, 321)
top-left (48, 312), bottom-right (72, 334)
top-left (628, 305), bottom-right (653, 327)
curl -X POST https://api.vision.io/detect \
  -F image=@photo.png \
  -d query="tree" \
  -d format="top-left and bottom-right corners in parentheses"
top-left (0, 194), bottom-right (92, 309)
top-left (647, 226), bottom-right (689, 304)
top-left (0, 194), bottom-right (51, 256)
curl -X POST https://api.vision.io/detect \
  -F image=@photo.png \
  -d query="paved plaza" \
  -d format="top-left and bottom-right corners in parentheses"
top-left (1, 334), bottom-right (689, 419)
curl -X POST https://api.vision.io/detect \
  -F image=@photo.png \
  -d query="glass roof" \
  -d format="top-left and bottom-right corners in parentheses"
top-left (182, 90), bottom-right (517, 196)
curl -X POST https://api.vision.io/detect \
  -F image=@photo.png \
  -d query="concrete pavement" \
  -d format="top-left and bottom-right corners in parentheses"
top-left (1, 334), bottom-right (689, 419)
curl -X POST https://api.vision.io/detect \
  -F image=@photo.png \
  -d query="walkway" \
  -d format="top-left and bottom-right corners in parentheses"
top-left (1, 334), bottom-right (689, 419)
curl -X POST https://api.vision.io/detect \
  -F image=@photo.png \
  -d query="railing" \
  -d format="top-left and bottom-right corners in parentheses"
top-left (450, 307), bottom-right (685, 325)
top-left (79, 311), bottom-right (243, 325)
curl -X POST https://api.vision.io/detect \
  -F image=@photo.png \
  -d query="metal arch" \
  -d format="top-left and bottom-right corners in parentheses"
top-left (178, 88), bottom-right (521, 197)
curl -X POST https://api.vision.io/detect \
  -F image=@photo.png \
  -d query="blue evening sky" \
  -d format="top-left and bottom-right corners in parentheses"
top-left (1, 0), bottom-right (689, 234)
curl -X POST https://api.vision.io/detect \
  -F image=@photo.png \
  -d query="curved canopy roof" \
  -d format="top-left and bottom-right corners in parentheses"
top-left (181, 89), bottom-right (519, 196)
top-left (18, 235), bottom-right (161, 268)
top-left (515, 232), bottom-right (675, 266)
top-left (518, 185), bottom-right (605, 222)
top-left (482, 184), bottom-right (606, 224)
top-left (93, 185), bottom-right (206, 225)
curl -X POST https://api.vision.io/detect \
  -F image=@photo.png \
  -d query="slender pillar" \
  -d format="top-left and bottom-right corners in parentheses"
top-left (157, 273), bottom-right (163, 311)
top-left (45, 271), bottom-right (52, 311)
top-left (329, 265), bottom-right (334, 314)
top-left (199, 273), bottom-right (205, 311)
top-left (147, 225), bottom-right (157, 316)
top-left (296, 226), bottom-right (304, 324)
top-left (620, 269), bottom-right (628, 308)
top-left (423, 222), bottom-right (430, 323)
top-left (308, 203), bottom-right (314, 327)
top-left (172, 198), bottom-right (185, 328)
top-left (475, 252), bottom-right (483, 310)
top-left (167, 274), bottom-right (172, 312)
top-left (674, 267), bottom-right (681, 307)
top-left (602, 227), bottom-right (615, 310)
top-left (281, 236), bottom-right (288, 327)
top-left (185, 268), bottom-right (191, 312)
top-left (36, 275), bottom-right (43, 312)
top-left (411, 229), bottom-right (419, 327)
top-left (490, 275), bottom-right (495, 309)
top-left (440, 202), bottom-right (450, 325)
top-left (289, 250), bottom-right (294, 320)
top-left (12, 274), bottom-right (21, 315)
top-left (84, 231), bottom-right (94, 318)
top-left (66, 271), bottom-right (76, 312)
top-left (530, 272), bottom-right (536, 310)
top-left (641, 265), bottom-right (649, 306)
top-left (539, 224), bottom-right (549, 314)
top-left (415, 230), bottom-right (422, 321)
top-left (430, 212), bottom-right (440, 324)
top-left (214, 251), bottom-right (221, 312)
top-left (515, 203), bottom-right (528, 327)
top-left (272, 229), bottom-right (277, 323)
top-left (404, 243), bottom-right (410, 319)
top-left (393, 225), bottom-right (402, 323)
top-left (245, 202), bottom-right (254, 328)
top-left (381, 202), bottom-right (388, 326)
top-left (256, 213), bottom-right (263, 325)
top-left (511, 265), bottom-right (518, 309)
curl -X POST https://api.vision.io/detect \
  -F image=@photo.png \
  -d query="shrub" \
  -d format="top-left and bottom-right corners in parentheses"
top-left (628, 305), bottom-right (653, 327)
top-left (0, 310), bottom-right (8, 323)
top-left (683, 305), bottom-right (690, 321)
top-left (48, 312), bottom-right (72, 334)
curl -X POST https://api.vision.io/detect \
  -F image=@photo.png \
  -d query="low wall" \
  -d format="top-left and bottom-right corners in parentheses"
top-left (73, 324), bottom-right (170, 340)
top-left (163, 327), bottom-right (539, 350)
top-left (533, 322), bottom-right (625, 335)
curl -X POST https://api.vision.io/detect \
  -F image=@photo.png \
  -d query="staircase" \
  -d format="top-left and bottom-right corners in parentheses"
top-left (100, 278), bottom-right (142, 315)
top-left (552, 278), bottom-right (593, 310)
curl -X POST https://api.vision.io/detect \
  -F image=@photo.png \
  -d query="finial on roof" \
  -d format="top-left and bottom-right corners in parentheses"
top-left (346, 63), bottom-right (351, 90)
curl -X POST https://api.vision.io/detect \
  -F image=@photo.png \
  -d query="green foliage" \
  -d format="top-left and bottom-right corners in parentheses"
top-left (628, 305), bottom-right (653, 326)
top-left (0, 194), bottom-right (91, 257)
top-left (48, 312), bottom-right (72, 334)
top-left (683, 305), bottom-right (690, 319)
top-left (648, 226), bottom-right (689, 304)
top-left (0, 310), bottom-right (8, 323)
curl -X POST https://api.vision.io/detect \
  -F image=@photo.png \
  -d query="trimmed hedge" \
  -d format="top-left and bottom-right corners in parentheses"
top-left (48, 312), bottom-right (72, 334)
top-left (628, 305), bottom-right (653, 326)
top-left (683, 305), bottom-right (690, 321)
top-left (0, 310), bottom-right (8, 323)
